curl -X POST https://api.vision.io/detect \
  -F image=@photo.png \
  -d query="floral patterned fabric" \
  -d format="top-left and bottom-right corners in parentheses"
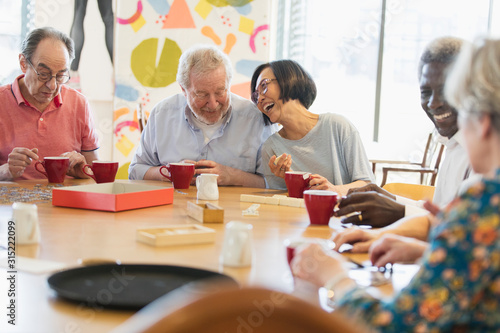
top-left (337, 169), bottom-right (500, 333)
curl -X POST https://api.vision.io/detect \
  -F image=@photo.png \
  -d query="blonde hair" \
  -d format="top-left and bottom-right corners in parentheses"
top-left (445, 37), bottom-right (500, 131)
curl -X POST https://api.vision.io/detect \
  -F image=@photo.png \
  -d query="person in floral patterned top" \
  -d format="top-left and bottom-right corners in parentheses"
top-left (291, 37), bottom-right (500, 332)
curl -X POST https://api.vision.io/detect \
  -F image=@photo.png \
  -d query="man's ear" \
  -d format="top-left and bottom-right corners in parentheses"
top-left (180, 84), bottom-right (187, 96)
top-left (19, 54), bottom-right (27, 73)
top-left (479, 113), bottom-right (493, 139)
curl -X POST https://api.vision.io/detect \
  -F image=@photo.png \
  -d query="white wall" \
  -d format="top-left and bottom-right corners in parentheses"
top-left (35, 0), bottom-right (114, 160)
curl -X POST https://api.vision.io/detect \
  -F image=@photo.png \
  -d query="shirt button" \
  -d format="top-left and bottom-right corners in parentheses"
top-left (40, 118), bottom-right (44, 121)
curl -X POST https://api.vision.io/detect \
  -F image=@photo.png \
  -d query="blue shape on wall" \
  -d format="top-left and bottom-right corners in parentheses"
top-left (236, 59), bottom-right (264, 77)
top-left (235, 3), bottom-right (252, 15)
top-left (147, 0), bottom-right (170, 15)
top-left (115, 83), bottom-right (140, 101)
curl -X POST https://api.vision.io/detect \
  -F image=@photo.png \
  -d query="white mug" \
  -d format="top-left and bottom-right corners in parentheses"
top-left (12, 202), bottom-right (41, 245)
top-left (196, 174), bottom-right (219, 201)
top-left (220, 221), bottom-right (253, 267)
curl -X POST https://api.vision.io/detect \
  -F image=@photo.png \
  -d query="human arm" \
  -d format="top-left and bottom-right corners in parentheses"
top-left (346, 183), bottom-right (396, 200)
top-left (62, 150), bottom-right (98, 179)
top-left (143, 166), bottom-right (164, 181)
top-left (260, 141), bottom-right (287, 189)
top-left (291, 243), bottom-right (357, 302)
top-left (0, 148), bottom-right (39, 180)
top-left (332, 213), bottom-right (432, 253)
top-left (193, 159), bottom-right (266, 187)
top-left (268, 153), bottom-right (292, 178)
top-left (334, 191), bottom-right (405, 227)
top-left (308, 175), bottom-right (369, 196)
top-left (129, 108), bottom-right (163, 180)
top-left (369, 234), bottom-right (428, 267)
top-left (334, 192), bottom-right (497, 331)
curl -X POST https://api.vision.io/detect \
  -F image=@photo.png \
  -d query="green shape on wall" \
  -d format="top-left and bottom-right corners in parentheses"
top-left (131, 38), bottom-right (181, 88)
top-left (207, 0), bottom-right (252, 7)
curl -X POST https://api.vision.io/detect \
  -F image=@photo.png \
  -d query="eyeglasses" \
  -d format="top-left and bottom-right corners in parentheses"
top-left (26, 58), bottom-right (70, 84)
top-left (192, 89), bottom-right (228, 102)
top-left (251, 78), bottom-right (277, 104)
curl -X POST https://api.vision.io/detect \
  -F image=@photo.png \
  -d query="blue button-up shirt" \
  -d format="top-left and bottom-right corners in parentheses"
top-left (129, 93), bottom-right (276, 181)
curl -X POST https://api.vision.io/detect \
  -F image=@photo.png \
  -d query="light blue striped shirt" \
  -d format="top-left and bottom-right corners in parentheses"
top-left (129, 93), bottom-right (276, 181)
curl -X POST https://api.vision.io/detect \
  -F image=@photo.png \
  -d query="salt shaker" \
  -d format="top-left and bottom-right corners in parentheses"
top-left (220, 221), bottom-right (253, 267)
top-left (12, 202), bottom-right (41, 245)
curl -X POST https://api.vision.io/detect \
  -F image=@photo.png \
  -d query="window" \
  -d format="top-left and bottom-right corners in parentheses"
top-left (275, 0), bottom-right (491, 164)
top-left (0, 0), bottom-right (33, 85)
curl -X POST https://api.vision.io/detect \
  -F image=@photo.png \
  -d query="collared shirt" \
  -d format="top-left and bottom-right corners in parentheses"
top-left (128, 93), bottom-right (276, 181)
top-left (398, 131), bottom-right (472, 215)
top-left (432, 131), bottom-right (472, 206)
top-left (0, 75), bottom-right (100, 180)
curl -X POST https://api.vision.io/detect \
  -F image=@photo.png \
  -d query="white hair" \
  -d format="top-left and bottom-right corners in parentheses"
top-left (176, 44), bottom-right (233, 90)
top-left (445, 37), bottom-right (500, 131)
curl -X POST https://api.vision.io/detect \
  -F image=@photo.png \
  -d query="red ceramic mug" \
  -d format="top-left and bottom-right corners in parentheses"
top-left (303, 190), bottom-right (338, 225)
top-left (83, 161), bottom-right (119, 183)
top-left (159, 163), bottom-right (195, 189)
top-left (34, 157), bottom-right (69, 184)
top-left (285, 238), bottom-right (335, 267)
top-left (285, 171), bottom-right (311, 198)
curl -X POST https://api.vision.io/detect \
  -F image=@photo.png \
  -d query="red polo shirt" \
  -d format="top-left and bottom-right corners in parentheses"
top-left (0, 75), bottom-right (100, 180)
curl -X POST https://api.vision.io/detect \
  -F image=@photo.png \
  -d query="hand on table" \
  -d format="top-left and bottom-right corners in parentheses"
top-left (332, 227), bottom-right (381, 253)
top-left (61, 151), bottom-right (89, 179)
top-left (187, 159), bottom-right (232, 186)
top-left (346, 183), bottom-right (396, 200)
top-left (335, 192), bottom-right (405, 227)
top-left (291, 243), bottom-right (349, 288)
top-left (369, 234), bottom-right (429, 267)
top-left (308, 174), bottom-right (334, 190)
top-left (2, 147), bottom-right (39, 179)
top-left (268, 153), bottom-right (292, 178)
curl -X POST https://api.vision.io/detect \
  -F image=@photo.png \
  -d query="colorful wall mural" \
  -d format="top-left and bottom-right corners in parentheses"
top-left (113, 0), bottom-right (271, 176)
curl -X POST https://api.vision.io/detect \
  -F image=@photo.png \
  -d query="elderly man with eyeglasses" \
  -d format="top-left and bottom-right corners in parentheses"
top-left (0, 27), bottom-right (99, 181)
top-left (129, 45), bottom-right (276, 187)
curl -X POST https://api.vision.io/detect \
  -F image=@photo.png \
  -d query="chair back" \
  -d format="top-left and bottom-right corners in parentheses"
top-left (379, 131), bottom-right (445, 187)
top-left (420, 131), bottom-right (445, 185)
top-left (114, 285), bottom-right (371, 333)
top-left (382, 182), bottom-right (435, 201)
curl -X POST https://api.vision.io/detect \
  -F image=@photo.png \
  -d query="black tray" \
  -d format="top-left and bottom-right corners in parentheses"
top-left (47, 264), bottom-right (237, 310)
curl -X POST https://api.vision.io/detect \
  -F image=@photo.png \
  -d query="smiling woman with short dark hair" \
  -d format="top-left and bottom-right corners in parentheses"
top-left (250, 59), bottom-right (373, 195)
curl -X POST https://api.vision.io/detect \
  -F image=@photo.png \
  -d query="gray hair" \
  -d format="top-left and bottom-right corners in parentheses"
top-left (176, 44), bottom-right (233, 90)
top-left (21, 27), bottom-right (75, 62)
top-left (418, 37), bottom-right (464, 78)
top-left (445, 37), bottom-right (500, 132)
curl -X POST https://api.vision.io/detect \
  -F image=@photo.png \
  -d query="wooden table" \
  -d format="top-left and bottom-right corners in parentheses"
top-left (0, 179), bottom-right (413, 332)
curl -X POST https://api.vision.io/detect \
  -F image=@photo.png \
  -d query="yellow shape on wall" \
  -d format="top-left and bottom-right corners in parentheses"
top-left (201, 26), bottom-right (222, 45)
top-left (195, 0), bottom-right (213, 19)
top-left (130, 14), bottom-right (146, 32)
top-left (114, 107), bottom-right (130, 121)
top-left (224, 33), bottom-right (237, 55)
top-left (116, 135), bottom-right (135, 157)
top-left (131, 38), bottom-right (182, 87)
top-left (115, 162), bottom-right (131, 180)
top-left (239, 16), bottom-right (254, 35)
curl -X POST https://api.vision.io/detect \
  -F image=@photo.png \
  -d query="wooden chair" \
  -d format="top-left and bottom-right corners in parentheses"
top-left (371, 131), bottom-right (445, 187)
top-left (382, 182), bottom-right (435, 201)
top-left (114, 284), bottom-right (371, 333)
